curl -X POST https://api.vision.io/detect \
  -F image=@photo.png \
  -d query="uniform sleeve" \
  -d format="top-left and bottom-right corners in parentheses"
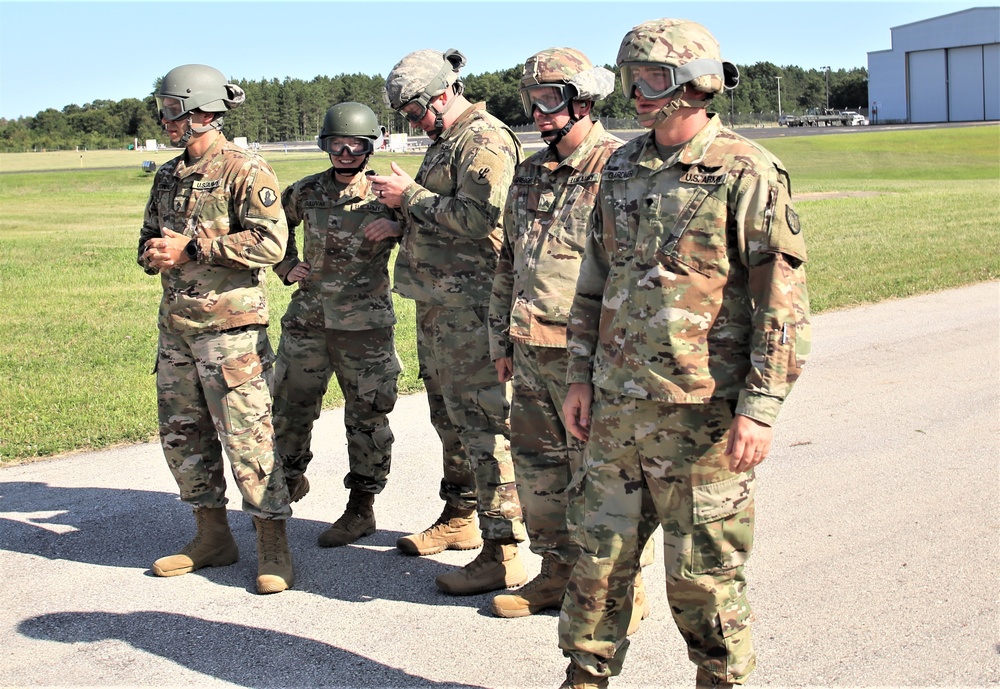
top-left (488, 188), bottom-right (518, 361)
top-left (733, 163), bottom-right (811, 425)
top-left (190, 157), bottom-right (288, 270)
top-left (137, 181), bottom-right (161, 275)
top-left (400, 129), bottom-right (518, 241)
top-left (565, 183), bottom-right (612, 385)
top-left (273, 182), bottom-right (302, 283)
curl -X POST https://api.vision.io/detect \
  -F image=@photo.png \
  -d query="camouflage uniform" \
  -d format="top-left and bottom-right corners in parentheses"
top-left (271, 165), bottom-right (400, 494)
top-left (137, 134), bottom-right (291, 518)
top-left (559, 115), bottom-right (811, 683)
top-left (489, 121), bottom-right (622, 565)
top-left (395, 102), bottom-right (526, 542)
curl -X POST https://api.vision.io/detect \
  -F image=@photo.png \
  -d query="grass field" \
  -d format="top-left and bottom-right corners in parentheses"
top-left (1, 126), bottom-right (997, 462)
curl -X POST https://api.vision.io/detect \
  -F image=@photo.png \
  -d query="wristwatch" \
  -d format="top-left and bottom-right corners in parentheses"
top-left (184, 239), bottom-right (198, 261)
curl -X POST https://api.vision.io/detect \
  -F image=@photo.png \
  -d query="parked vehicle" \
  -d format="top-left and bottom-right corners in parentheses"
top-left (841, 110), bottom-right (869, 126)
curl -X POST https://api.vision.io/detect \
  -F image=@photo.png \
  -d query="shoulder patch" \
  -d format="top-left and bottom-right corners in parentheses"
top-left (786, 206), bottom-right (801, 235)
top-left (258, 187), bottom-right (278, 207)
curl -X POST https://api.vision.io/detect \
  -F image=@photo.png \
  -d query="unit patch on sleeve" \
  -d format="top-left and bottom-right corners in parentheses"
top-left (258, 188), bottom-right (277, 207)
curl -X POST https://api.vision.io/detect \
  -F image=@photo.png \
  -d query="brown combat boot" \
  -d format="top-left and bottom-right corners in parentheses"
top-left (491, 555), bottom-right (574, 617)
top-left (435, 539), bottom-right (527, 596)
top-left (253, 516), bottom-right (294, 594)
top-left (287, 475), bottom-right (310, 503)
top-left (396, 504), bottom-right (482, 555)
top-left (559, 662), bottom-right (609, 689)
top-left (626, 570), bottom-right (651, 635)
top-left (152, 506), bottom-right (238, 577)
top-left (695, 668), bottom-right (733, 689)
top-left (318, 490), bottom-right (376, 547)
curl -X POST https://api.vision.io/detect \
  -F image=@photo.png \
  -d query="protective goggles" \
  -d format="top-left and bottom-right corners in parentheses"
top-left (398, 99), bottom-right (430, 123)
top-left (519, 84), bottom-right (573, 116)
top-left (320, 136), bottom-right (374, 157)
top-left (619, 63), bottom-right (681, 100)
top-left (156, 96), bottom-right (190, 122)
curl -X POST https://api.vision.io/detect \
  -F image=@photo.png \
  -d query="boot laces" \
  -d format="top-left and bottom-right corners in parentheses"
top-left (260, 523), bottom-right (281, 564)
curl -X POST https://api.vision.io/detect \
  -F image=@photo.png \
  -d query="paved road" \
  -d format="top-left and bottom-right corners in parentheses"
top-left (1, 282), bottom-right (998, 688)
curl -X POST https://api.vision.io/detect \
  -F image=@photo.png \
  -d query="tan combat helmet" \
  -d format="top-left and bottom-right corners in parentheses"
top-left (384, 49), bottom-right (466, 136)
top-left (616, 18), bottom-right (739, 128)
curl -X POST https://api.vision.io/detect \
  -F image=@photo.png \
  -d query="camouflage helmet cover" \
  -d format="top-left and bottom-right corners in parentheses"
top-left (384, 49), bottom-right (466, 110)
top-left (155, 64), bottom-right (246, 116)
top-left (320, 102), bottom-right (381, 140)
top-left (520, 47), bottom-right (615, 102)
top-left (616, 19), bottom-right (739, 94)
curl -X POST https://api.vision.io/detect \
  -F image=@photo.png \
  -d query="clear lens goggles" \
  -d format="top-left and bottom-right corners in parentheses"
top-left (619, 63), bottom-right (679, 100)
top-left (156, 96), bottom-right (189, 121)
top-left (320, 136), bottom-right (374, 157)
top-left (519, 84), bottom-right (572, 116)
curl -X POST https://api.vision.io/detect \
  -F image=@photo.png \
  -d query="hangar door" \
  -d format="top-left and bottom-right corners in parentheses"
top-left (985, 44), bottom-right (1000, 121)
top-left (908, 49), bottom-right (947, 123)
top-left (949, 46), bottom-right (984, 121)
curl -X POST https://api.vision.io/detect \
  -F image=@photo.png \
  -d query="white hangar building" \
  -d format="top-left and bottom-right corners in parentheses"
top-left (867, 6), bottom-right (999, 123)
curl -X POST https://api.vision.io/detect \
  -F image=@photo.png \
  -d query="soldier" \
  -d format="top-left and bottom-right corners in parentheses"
top-left (557, 19), bottom-right (810, 689)
top-left (138, 64), bottom-right (294, 594)
top-left (487, 47), bottom-right (654, 628)
top-left (368, 48), bottom-right (527, 595)
top-left (271, 102), bottom-right (401, 548)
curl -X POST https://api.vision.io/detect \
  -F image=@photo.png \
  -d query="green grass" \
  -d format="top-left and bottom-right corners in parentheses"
top-left (1, 127), bottom-right (997, 461)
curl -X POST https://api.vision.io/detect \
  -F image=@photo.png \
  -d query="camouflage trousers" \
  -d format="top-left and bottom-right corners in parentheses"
top-left (155, 325), bottom-right (291, 519)
top-left (560, 390), bottom-right (756, 684)
top-left (272, 318), bottom-right (399, 493)
top-left (415, 302), bottom-right (525, 542)
top-left (512, 343), bottom-right (656, 566)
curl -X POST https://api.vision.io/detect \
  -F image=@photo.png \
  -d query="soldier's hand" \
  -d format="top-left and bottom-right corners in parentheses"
top-left (287, 261), bottom-right (311, 283)
top-left (495, 357), bottom-right (513, 383)
top-left (369, 162), bottom-right (413, 209)
top-left (563, 382), bottom-right (593, 442)
top-left (726, 414), bottom-right (773, 473)
top-left (364, 218), bottom-right (403, 242)
top-left (143, 228), bottom-right (191, 272)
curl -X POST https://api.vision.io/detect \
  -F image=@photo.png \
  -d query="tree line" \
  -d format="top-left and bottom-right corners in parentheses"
top-left (0, 63), bottom-right (867, 152)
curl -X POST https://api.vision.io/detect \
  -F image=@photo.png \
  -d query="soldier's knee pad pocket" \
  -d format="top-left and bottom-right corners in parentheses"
top-left (691, 474), bottom-right (755, 574)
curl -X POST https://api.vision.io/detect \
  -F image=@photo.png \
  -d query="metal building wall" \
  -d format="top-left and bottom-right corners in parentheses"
top-left (948, 46), bottom-right (985, 121)
top-left (985, 44), bottom-right (1000, 120)
top-left (908, 50), bottom-right (947, 123)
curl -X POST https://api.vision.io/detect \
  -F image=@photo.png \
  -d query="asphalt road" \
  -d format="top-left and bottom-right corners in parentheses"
top-left (1, 282), bottom-right (998, 688)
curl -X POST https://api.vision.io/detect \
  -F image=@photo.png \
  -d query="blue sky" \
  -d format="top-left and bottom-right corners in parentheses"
top-left (0, 0), bottom-right (991, 119)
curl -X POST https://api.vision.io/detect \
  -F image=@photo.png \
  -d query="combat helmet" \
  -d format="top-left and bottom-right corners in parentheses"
top-left (519, 47), bottom-right (616, 147)
top-left (154, 64), bottom-right (246, 145)
top-left (384, 49), bottom-right (466, 136)
top-left (318, 102), bottom-right (383, 173)
top-left (616, 19), bottom-right (739, 127)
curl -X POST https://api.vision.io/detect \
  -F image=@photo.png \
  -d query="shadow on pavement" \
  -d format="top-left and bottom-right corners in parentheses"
top-left (18, 610), bottom-right (486, 688)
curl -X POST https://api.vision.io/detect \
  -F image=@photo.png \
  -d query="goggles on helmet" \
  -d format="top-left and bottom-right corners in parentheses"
top-left (156, 96), bottom-right (190, 122)
top-left (398, 99), bottom-right (430, 123)
top-left (519, 84), bottom-right (573, 117)
top-left (619, 63), bottom-right (682, 100)
top-left (320, 136), bottom-right (374, 157)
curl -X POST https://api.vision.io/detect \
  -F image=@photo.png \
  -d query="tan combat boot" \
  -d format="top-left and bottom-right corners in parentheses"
top-left (695, 668), bottom-right (733, 689)
top-left (396, 504), bottom-right (482, 555)
top-left (318, 489), bottom-right (376, 547)
top-left (491, 555), bottom-right (574, 617)
top-left (152, 506), bottom-right (238, 577)
top-left (435, 539), bottom-right (527, 595)
top-left (287, 474), bottom-right (310, 503)
top-left (626, 570), bottom-right (651, 635)
top-left (559, 662), bottom-right (609, 689)
top-left (253, 516), bottom-right (294, 594)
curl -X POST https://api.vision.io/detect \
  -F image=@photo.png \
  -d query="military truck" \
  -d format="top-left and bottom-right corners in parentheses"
top-left (781, 108), bottom-right (855, 127)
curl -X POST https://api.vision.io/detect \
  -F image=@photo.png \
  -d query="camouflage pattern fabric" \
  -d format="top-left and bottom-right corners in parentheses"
top-left (616, 18), bottom-right (729, 95)
top-left (139, 134), bottom-right (291, 518)
top-left (489, 121), bottom-right (621, 358)
top-left (416, 302), bottom-right (525, 542)
top-left (138, 135), bottom-right (288, 334)
top-left (560, 393), bottom-right (754, 682)
top-left (274, 167), bottom-right (396, 331)
top-left (271, 165), bottom-right (400, 491)
top-left (519, 48), bottom-right (615, 102)
top-left (156, 325), bottom-right (291, 518)
top-left (566, 114), bottom-right (811, 426)
top-left (394, 103), bottom-right (522, 307)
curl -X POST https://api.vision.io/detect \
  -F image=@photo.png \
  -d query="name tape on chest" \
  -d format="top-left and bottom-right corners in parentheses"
top-left (603, 169), bottom-right (636, 181)
top-left (679, 171), bottom-right (729, 185)
top-left (566, 172), bottom-right (600, 186)
top-left (192, 180), bottom-right (221, 190)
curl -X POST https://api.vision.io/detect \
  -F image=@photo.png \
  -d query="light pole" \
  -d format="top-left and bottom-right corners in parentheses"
top-left (775, 75), bottom-right (782, 117)
top-left (821, 66), bottom-right (831, 109)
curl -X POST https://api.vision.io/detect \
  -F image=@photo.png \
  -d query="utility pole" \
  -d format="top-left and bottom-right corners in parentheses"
top-left (821, 66), bottom-right (831, 109)
top-left (775, 75), bottom-right (782, 116)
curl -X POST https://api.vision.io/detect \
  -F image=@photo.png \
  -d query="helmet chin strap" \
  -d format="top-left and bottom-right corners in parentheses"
top-left (331, 153), bottom-right (371, 177)
top-left (637, 89), bottom-right (709, 129)
top-left (174, 115), bottom-right (224, 147)
top-left (541, 102), bottom-right (581, 148)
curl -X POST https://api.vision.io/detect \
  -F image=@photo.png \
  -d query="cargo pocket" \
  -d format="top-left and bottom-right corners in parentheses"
top-left (220, 351), bottom-right (266, 436)
top-left (691, 474), bottom-right (756, 574)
